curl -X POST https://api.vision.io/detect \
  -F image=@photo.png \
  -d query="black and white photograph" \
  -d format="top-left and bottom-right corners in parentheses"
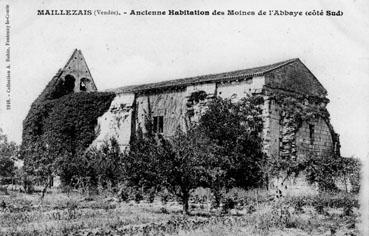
top-left (0, 0), bottom-right (368, 235)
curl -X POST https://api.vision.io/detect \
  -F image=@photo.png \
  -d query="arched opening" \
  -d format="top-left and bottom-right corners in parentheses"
top-left (80, 78), bottom-right (90, 92)
top-left (64, 74), bottom-right (75, 93)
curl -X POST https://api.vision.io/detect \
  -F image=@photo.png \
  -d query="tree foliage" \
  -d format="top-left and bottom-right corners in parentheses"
top-left (198, 96), bottom-right (265, 189)
top-left (0, 129), bottom-right (18, 179)
top-left (122, 96), bottom-right (265, 213)
top-left (57, 138), bottom-right (123, 189)
top-left (123, 128), bottom-right (219, 213)
top-left (303, 154), bottom-right (361, 192)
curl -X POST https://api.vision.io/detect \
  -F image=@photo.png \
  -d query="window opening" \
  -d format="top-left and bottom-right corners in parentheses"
top-left (153, 116), bottom-right (164, 133)
top-left (80, 78), bottom-right (90, 92)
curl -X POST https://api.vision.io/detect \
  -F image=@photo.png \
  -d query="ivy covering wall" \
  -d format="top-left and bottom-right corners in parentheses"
top-left (21, 76), bottom-right (115, 179)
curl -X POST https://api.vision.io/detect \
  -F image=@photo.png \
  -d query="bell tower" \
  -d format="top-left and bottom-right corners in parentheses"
top-left (59, 49), bottom-right (97, 92)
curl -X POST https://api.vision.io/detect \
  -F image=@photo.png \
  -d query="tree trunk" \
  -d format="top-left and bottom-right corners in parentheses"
top-left (213, 188), bottom-right (222, 208)
top-left (182, 190), bottom-right (190, 215)
top-left (265, 173), bottom-right (269, 190)
top-left (41, 176), bottom-right (51, 200)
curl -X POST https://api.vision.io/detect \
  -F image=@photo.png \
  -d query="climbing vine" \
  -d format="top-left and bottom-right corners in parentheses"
top-left (21, 82), bottom-right (115, 184)
top-left (266, 89), bottom-right (341, 187)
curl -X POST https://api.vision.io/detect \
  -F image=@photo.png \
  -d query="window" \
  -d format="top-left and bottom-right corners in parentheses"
top-left (309, 124), bottom-right (315, 145)
top-left (153, 116), bottom-right (164, 133)
top-left (80, 78), bottom-right (90, 92)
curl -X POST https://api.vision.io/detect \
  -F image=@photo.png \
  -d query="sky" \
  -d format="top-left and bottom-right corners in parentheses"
top-left (0, 0), bottom-right (368, 159)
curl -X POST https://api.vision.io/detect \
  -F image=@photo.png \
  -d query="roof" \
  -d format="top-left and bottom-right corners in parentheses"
top-left (107, 58), bottom-right (300, 94)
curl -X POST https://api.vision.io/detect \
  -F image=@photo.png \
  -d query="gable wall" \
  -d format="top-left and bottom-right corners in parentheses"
top-left (60, 51), bottom-right (97, 92)
top-left (264, 60), bottom-right (327, 97)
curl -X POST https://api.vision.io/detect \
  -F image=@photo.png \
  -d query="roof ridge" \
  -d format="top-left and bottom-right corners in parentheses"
top-left (105, 58), bottom-right (300, 93)
top-left (258, 58), bottom-right (299, 74)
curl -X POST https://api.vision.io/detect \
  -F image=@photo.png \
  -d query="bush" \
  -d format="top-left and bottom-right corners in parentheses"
top-left (252, 203), bottom-right (294, 232)
top-left (63, 138), bottom-right (123, 190)
top-left (287, 153), bottom-right (361, 193)
top-left (159, 189), bottom-right (173, 205)
top-left (117, 183), bottom-right (142, 203)
top-left (221, 196), bottom-right (237, 213)
top-left (284, 192), bottom-right (359, 211)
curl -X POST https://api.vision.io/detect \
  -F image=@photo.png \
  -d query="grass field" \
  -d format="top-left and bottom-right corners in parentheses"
top-left (0, 187), bottom-right (360, 236)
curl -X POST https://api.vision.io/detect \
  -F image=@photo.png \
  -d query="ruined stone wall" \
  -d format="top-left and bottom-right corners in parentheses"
top-left (216, 76), bottom-right (264, 100)
top-left (185, 83), bottom-right (216, 123)
top-left (133, 76), bottom-right (267, 137)
top-left (262, 95), bottom-right (335, 161)
top-left (184, 77), bottom-right (266, 128)
top-left (92, 93), bottom-right (135, 151)
top-left (262, 98), bottom-right (280, 158)
top-left (267, 98), bottom-right (337, 194)
top-left (295, 118), bottom-right (334, 159)
top-left (93, 73), bottom-right (335, 162)
top-left (135, 94), bottom-right (150, 134)
top-left (135, 88), bottom-right (188, 136)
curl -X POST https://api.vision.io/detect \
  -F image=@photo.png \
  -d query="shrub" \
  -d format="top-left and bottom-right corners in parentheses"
top-left (314, 202), bottom-right (325, 214)
top-left (159, 189), bottom-right (172, 205)
top-left (283, 192), bottom-right (359, 213)
top-left (221, 196), bottom-right (237, 213)
top-left (146, 187), bottom-right (157, 203)
top-left (117, 183), bottom-right (143, 203)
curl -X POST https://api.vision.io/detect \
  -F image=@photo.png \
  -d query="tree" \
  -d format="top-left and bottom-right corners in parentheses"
top-left (123, 96), bottom-right (265, 213)
top-left (160, 128), bottom-right (219, 214)
top-left (123, 127), bottom-right (219, 214)
top-left (198, 96), bottom-right (265, 190)
top-left (71, 138), bottom-right (123, 190)
top-left (121, 129), bottom-right (167, 193)
top-left (0, 129), bottom-right (18, 193)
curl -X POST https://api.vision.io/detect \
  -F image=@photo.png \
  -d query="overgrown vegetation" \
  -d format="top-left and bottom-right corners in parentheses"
top-left (119, 96), bottom-right (265, 213)
top-left (0, 188), bottom-right (359, 235)
top-left (21, 77), bottom-right (115, 190)
top-left (263, 91), bottom-right (358, 192)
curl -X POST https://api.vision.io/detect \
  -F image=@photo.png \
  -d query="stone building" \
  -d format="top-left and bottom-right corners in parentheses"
top-left (55, 50), bottom-right (340, 164)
